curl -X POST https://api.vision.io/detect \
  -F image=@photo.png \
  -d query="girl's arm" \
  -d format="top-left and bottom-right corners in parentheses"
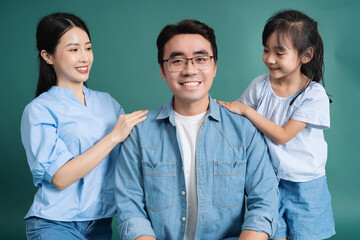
top-left (52, 110), bottom-right (148, 190)
top-left (217, 101), bottom-right (306, 144)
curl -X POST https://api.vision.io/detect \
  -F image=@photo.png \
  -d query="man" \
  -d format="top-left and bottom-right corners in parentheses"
top-left (115, 19), bottom-right (280, 240)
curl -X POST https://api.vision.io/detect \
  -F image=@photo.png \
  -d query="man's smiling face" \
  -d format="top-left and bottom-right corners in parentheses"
top-left (160, 34), bottom-right (217, 112)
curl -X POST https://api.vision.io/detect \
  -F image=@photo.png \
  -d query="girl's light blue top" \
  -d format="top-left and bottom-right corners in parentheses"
top-left (21, 86), bottom-right (124, 221)
top-left (239, 74), bottom-right (330, 182)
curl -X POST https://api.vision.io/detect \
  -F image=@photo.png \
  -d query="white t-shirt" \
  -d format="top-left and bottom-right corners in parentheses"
top-left (239, 74), bottom-right (330, 182)
top-left (174, 111), bottom-right (207, 240)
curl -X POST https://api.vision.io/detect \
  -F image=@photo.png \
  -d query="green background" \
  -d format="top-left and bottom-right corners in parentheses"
top-left (1, 0), bottom-right (359, 239)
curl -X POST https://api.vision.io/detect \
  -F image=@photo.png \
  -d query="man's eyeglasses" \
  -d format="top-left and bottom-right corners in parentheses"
top-left (161, 56), bottom-right (214, 72)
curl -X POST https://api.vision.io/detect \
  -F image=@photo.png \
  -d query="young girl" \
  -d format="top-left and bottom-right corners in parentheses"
top-left (218, 10), bottom-right (335, 240)
top-left (21, 13), bottom-right (147, 239)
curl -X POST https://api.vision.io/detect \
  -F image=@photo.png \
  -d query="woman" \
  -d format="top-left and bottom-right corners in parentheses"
top-left (21, 12), bottom-right (147, 239)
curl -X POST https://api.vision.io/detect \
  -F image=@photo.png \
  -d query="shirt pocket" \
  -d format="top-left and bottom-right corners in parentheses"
top-left (213, 160), bottom-right (246, 208)
top-left (143, 161), bottom-right (176, 212)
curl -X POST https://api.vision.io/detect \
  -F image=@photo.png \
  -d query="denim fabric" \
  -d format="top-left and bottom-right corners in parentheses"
top-left (271, 176), bottom-right (335, 240)
top-left (115, 96), bottom-right (280, 240)
top-left (25, 217), bottom-right (112, 240)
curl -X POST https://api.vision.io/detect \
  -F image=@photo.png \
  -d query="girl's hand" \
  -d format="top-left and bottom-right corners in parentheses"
top-left (111, 110), bottom-right (148, 143)
top-left (217, 100), bottom-right (249, 116)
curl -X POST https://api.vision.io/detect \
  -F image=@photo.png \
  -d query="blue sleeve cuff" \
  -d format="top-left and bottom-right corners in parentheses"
top-left (44, 151), bottom-right (74, 183)
top-left (118, 217), bottom-right (155, 240)
top-left (242, 209), bottom-right (281, 238)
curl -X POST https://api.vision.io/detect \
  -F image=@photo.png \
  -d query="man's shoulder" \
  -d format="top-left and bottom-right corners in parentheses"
top-left (131, 104), bottom-right (171, 138)
top-left (217, 105), bottom-right (256, 131)
top-left (213, 105), bottom-right (260, 145)
top-left (137, 104), bottom-right (165, 127)
top-left (145, 105), bottom-right (164, 120)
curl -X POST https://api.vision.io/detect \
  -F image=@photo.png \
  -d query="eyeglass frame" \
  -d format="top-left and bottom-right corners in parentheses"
top-left (161, 55), bottom-right (215, 72)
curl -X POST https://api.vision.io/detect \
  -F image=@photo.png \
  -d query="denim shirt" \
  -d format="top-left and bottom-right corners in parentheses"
top-left (115, 96), bottom-right (280, 240)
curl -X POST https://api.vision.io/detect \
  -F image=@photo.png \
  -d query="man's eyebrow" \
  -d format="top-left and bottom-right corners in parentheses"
top-left (194, 50), bottom-right (209, 55)
top-left (169, 52), bottom-right (184, 58)
top-left (168, 49), bottom-right (210, 58)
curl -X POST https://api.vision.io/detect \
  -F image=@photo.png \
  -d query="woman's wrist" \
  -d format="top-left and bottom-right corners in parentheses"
top-left (107, 130), bottom-right (122, 145)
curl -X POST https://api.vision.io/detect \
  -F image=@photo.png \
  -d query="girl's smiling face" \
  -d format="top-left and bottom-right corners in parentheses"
top-left (262, 31), bottom-right (303, 83)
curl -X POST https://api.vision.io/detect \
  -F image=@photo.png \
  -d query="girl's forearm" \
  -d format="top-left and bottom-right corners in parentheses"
top-left (244, 106), bottom-right (306, 144)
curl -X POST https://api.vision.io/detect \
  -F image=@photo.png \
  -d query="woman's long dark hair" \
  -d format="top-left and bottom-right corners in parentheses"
top-left (35, 13), bottom-right (91, 97)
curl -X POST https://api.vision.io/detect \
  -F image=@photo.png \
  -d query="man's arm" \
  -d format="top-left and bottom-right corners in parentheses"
top-left (115, 130), bottom-right (156, 240)
top-left (241, 126), bottom-right (280, 238)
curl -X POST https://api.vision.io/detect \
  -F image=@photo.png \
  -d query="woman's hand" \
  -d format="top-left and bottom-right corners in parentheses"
top-left (110, 110), bottom-right (148, 143)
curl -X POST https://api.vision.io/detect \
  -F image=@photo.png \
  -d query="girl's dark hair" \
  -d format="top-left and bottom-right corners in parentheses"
top-left (35, 12), bottom-right (91, 97)
top-left (157, 19), bottom-right (217, 65)
top-left (263, 10), bottom-right (324, 86)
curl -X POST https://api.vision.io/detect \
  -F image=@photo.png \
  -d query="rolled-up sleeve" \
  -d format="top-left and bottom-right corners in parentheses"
top-left (21, 103), bottom-right (73, 186)
top-left (242, 127), bottom-right (281, 237)
top-left (115, 129), bottom-right (156, 240)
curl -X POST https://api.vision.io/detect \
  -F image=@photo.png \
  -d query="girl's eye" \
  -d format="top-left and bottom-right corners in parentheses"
top-left (86, 47), bottom-right (92, 51)
top-left (276, 52), bottom-right (284, 56)
top-left (70, 49), bottom-right (78, 52)
top-left (263, 49), bottom-right (269, 53)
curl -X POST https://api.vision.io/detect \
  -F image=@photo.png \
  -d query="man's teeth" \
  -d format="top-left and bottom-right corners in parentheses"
top-left (182, 82), bottom-right (200, 86)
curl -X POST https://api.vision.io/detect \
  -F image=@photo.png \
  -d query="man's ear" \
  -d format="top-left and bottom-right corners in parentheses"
top-left (302, 47), bottom-right (314, 64)
top-left (40, 50), bottom-right (54, 65)
top-left (159, 64), bottom-right (168, 82)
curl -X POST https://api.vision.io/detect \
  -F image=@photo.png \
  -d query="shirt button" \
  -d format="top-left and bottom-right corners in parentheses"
top-left (182, 217), bottom-right (186, 222)
top-left (181, 191), bottom-right (186, 195)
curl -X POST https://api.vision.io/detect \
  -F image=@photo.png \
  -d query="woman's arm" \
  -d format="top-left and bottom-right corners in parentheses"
top-left (217, 101), bottom-right (306, 144)
top-left (136, 236), bottom-right (156, 240)
top-left (52, 110), bottom-right (147, 190)
top-left (238, 230), bottom-right (268, 240)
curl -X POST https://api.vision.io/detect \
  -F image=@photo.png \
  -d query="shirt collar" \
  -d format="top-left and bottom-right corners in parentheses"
top-left (155, 95), bottom-right (221, 124)
top-left (47, 85), bottom-right (89, 98)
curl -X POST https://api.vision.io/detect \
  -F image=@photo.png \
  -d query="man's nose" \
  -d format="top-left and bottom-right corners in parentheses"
top-left (182, 59), bottom-right (199, 75)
